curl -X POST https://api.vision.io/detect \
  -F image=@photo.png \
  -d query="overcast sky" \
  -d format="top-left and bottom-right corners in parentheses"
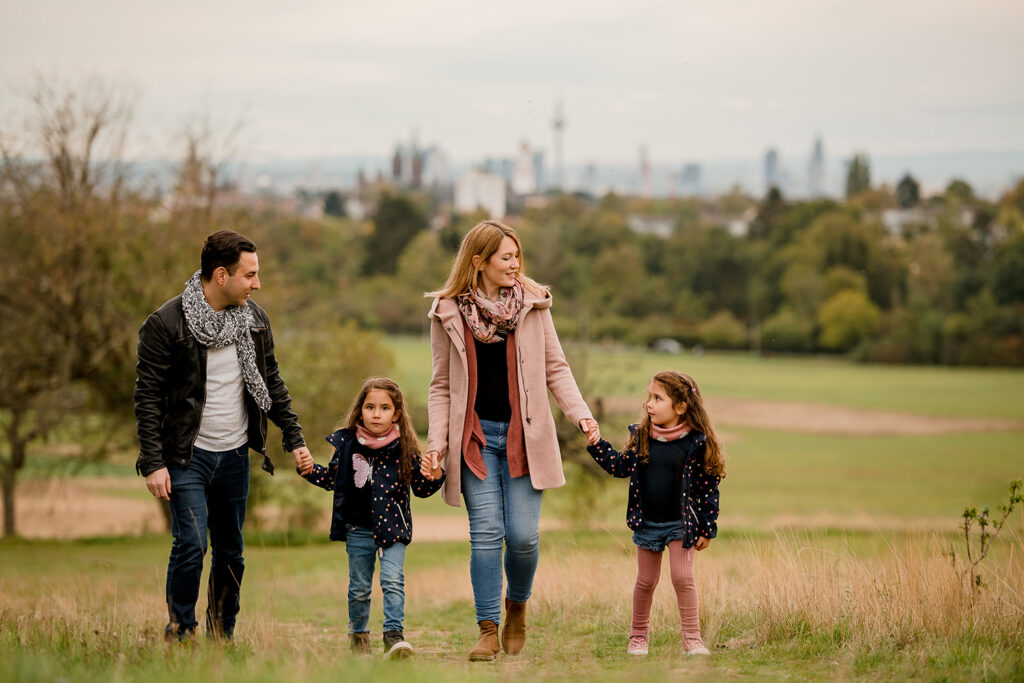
top-left (2, 1), bottom-right (1022, 165)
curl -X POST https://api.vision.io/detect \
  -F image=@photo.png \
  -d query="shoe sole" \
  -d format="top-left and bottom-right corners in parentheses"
top-left (627, 650), bottom-right (649, 656)
top-left (384, 642), bottom-right (413, 659)
top-left (468, 652), bottom-right (498, 662)
top-left (684, 647), bottom-right (710, 656)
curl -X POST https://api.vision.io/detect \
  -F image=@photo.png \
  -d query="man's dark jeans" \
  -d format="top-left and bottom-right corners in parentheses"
top-left (166, 444), bottom-right (249, 639)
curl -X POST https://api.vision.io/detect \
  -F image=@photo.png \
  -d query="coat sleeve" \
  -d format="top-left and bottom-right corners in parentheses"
top-left (586, 438), bottom-right (636, 479)
top-left (134, 311), bottom-right (171, 476)
top-left (426, 314), bottom-right (452, 459)
top-left (410, 453), bottom-right (446, 498)
top-left (300, 451), bottom-right (340, 491)
top-left (539, 308), bottom-right (593, 427)
top-left (689, 442), bottom-right (721, 539)
top-left (261, 313), bottom-right (306, 453)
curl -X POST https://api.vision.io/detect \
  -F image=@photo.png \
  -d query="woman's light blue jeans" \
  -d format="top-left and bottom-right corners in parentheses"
top-left (461, 419), bottom-right (543, 624)
top-left (345, 525), bottom-right (407, 633)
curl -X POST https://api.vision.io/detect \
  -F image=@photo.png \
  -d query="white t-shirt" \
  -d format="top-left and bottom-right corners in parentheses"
top-left (194, 344), bottom-right (249, 451)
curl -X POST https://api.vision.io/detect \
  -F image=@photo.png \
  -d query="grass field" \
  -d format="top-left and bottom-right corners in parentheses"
top-left (3, 343), bottom-right (1023, 681)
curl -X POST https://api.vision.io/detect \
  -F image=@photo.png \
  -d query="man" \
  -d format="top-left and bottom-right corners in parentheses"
top-left (135, 229), bottom-right (315, 640)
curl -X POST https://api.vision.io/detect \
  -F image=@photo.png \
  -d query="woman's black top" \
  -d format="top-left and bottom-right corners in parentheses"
top-left (473, 336), bottom-right (511, 422)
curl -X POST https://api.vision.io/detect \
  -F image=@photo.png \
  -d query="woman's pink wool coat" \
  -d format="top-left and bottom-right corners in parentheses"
top-left (427, 292), bottom-right (593, 506)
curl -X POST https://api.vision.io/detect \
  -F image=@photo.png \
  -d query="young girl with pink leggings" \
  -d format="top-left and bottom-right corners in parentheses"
top-left (587, 370), bottom-right (725, 656)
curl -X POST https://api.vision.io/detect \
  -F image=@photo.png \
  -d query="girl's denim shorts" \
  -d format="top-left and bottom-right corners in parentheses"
top-left (632, 518), bottom-right (686, 552)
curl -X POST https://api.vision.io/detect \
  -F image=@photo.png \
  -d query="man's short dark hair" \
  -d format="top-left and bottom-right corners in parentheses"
top-left (201, 230), bottom-right (257, 281)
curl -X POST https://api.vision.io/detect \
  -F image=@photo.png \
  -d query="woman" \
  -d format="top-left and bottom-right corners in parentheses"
top-left (422, 220), bottom-right (600, 661)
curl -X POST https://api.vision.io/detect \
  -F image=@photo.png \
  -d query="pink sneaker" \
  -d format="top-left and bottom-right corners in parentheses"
top-left (627, 634), bottom-right (649, 656)
top-left (683, 639), bottom-right (710, 656)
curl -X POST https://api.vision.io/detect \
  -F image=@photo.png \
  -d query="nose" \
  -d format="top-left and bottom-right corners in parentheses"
top-left (251, 275), bottom-right (261, 290)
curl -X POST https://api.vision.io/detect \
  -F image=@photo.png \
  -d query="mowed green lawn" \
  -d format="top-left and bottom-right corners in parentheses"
top-left (387, 336), bottom-right (1024, 526)
top-left (383, 336), bottom-right (1024, 420)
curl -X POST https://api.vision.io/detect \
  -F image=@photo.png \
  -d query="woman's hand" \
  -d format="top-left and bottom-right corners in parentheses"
top-left (695, 537), bottom-right (712, 551)
top-left (421, 450), bottom-right (442, 480)
top-left (293, 447), bottom-right (315, 475)
top-left (580, 418), bottom-right (601, 445)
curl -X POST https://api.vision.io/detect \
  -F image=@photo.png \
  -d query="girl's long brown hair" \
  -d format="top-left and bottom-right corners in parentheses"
top-left (425, 220), bottom-right (548, 299)
top-left (626, 370), bottom-right (727, 478)
top-left (339, 377), bottom-right (420, 485)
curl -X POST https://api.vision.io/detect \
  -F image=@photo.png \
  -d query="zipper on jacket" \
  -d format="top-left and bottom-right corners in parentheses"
top-left (189, 346), bottom-right (209, 452)
top-left (397, 504), bottom-right (408, 530)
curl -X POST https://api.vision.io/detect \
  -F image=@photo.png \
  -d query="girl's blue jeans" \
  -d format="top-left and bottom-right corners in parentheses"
top-left (345, 525), bottom-right (407, 633)
top-left (461, 419), bottom-right (543, 624)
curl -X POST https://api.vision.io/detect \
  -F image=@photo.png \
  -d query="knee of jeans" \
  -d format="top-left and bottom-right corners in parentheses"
top-left (348, 585), bottom-right (372, 601)
top-left (467, 517), bottom-right (505, 548)
top-left (504, 527), bottom-right (539, 552)
top-left (378, 573), bottom-right (404, 592)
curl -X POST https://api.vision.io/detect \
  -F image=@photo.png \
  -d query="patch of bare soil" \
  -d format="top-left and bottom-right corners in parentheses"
top-left (603, 396), bottom-right (1024, 436)
top-left (12, 477), bottom-right (562, 541)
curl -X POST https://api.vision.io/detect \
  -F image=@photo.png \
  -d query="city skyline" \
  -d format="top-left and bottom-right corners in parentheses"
top-left (2, 1), bottom-right (1023, 169)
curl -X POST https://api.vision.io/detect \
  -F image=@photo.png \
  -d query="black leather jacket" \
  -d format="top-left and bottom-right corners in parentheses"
top-left (134, 295), bottom-right (305, 477)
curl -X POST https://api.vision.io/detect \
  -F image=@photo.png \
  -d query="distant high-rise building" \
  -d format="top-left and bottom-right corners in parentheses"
top-left (512, 142), bottom-right (537, 195)
top-left (455, 169), bottom-right (507, 219)
top-left (532, 150), bottom-right (545, 192)
top-left (764, 148), bottom-right (780, 193)
top-left (808, 135), bottom-right (825, 197)
top-left (639, 146), bottom-right (652, 199)
top-left (680, 163), bottom-right (702, 196)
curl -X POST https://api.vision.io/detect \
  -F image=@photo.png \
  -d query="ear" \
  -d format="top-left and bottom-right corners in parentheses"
top-left (471, 254), bottom-right (482, 270)
top-left (214, 266), bottom-right (228, 286)
top-left (675, 402), bottom-right (688, 416)
top-left (392, 410), bottom-right (401, 423)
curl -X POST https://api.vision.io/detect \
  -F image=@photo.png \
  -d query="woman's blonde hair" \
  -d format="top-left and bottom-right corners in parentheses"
top-left (338, 377), bottom-right (420, 485)
top-left (426, 220), bottom-right (547, 299)
top-left (626, 370), bottom-right (727, 478)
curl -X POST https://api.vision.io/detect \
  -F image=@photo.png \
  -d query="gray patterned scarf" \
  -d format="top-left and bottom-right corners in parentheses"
top-left (181, 271), bottom-right (271, 412)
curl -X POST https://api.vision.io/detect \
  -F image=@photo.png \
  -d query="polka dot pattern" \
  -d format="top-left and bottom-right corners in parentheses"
top-left (586, 426), bottom-right (721, 548)
top-left (300, 427), bottom-right (445, 548)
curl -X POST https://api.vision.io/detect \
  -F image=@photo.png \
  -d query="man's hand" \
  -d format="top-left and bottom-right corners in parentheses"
top-left (695, 537), bottom-right (712, 551)
top-left (421, 451), bottom-right (442, 480)
top-left (580, 418), bottom-right (601, 446)
top-left (146, 467), bottom-right (172, 501)
top-left (293, 446), bottom-right (314, 475)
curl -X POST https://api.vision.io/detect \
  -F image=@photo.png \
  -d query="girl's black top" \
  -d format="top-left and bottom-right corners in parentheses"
top-left (637, 439), bottom-right (687, 522)
top-left (473, 335), bottom-right (511, 422)
top-left (342, 443), bottom-right (374, 530)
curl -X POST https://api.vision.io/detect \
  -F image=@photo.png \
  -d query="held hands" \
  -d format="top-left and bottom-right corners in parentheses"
top-left (293, 446), bottom-right (315, 475)
top-left (580, 418), bottom-right (601, 446)
top-left (145, 467), bottom-right (172, 501)
top-left (420, 450), bottom-right (443, 480)
top-left (695, 537), bottom-right (712, 551)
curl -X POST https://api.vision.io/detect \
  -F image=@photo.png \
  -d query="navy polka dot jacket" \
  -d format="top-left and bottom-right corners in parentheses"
top-left (301, 427), bottom-right (445, 548)
top-left (587, 426), bottom-right (721, 547)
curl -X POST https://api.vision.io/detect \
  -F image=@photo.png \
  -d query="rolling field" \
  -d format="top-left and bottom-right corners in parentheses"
top-left (2, 342), bottom-right (1023, 680)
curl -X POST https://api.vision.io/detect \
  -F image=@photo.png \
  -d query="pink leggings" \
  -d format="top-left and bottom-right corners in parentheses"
top-left (630, 541), bottom-right (702, 647)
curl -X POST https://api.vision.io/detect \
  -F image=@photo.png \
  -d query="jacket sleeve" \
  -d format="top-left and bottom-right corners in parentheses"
top-left (539, 308), bottom-right (593, 427)
top-left (300, 451), bottom-right (339, 491)
top-left (134, 311), bottom-right (171, 476)
top-left (689, 442), bottom-right (721, 539)
top-left (426, 314), bottom-right (452, 459)
top-left (410, 453), bottom-right (446, 498)
top-left (585, 438), bottom-right (636, 479)
top-left (262, 313), bottom-right (306, 452)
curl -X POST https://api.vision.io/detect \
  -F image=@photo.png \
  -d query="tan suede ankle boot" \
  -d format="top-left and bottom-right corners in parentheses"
top-left (501, 598), bottom-right (527, 655)
top-left (468, 619), bottom-right (500, 661)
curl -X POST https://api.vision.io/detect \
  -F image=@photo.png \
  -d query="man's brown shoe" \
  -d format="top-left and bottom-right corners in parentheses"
top-left (468, 619), bottom-right (500, 661)
top-left (501, 598), bottom-right (527, 655)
